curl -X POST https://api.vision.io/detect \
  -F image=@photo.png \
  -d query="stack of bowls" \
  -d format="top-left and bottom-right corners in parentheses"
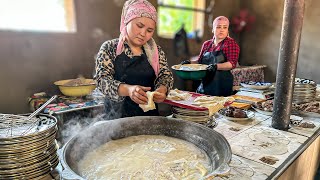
top-left (293, 78), bottom-right (316, 104)
top-left (172, 106), bottom-right (211, 124)
top-left (0, 114), bottom-right (59, 179)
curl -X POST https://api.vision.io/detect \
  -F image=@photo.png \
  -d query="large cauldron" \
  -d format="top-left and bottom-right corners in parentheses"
top-left (61, 116), bottom-right (231, 179)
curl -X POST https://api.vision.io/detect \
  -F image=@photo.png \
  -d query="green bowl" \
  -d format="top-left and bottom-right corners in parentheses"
top-left (171, 64), bottom-right (208, 80)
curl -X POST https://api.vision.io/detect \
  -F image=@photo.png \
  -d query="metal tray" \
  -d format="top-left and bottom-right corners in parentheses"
top-left (164, 91), bottom-right (232, 111)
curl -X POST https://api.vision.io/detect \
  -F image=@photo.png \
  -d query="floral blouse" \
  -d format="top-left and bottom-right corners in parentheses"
top-left (94, 38), bottom-right (174, 102)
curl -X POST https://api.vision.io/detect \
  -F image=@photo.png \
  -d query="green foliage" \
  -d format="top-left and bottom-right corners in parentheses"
top-left (158, 0), bottom-right (195, 37)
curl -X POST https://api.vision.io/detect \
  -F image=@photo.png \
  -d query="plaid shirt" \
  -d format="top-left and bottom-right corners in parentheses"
top-left (198, 36), bottom-right (240, 69)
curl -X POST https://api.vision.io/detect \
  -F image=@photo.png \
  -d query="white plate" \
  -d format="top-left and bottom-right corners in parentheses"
top-left (252, 107), bottom-right (273, 116)
top-left (218, 110), bottom-right (255, 121)
top-left (240, 83), bottom-right (272, 90)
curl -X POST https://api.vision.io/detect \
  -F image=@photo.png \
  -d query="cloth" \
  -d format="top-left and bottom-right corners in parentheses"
top-left (173, 26), bottom-right (190, 57)
top-left (103, 51), bottom-right (159, 119)
top-left (28, 92), bottom-right (50, 112)
top-left (212, 16), bottom-right (230, 28)
top-left (197, 37), bottom-right (240, 68)
top-left (197, 40), bottom-right (234, 96)
top-left (94, 39), bottom-right (173, 102)
top-left (231, 65), bottom-right (266, 86)
top-left (116, 0), bottom-right (159, 75)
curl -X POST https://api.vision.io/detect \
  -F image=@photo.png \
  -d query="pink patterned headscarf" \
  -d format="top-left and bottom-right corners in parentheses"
top-left (212, 16), bottom-right (230, 29)
top-left (116, 0), bottom-right (159, 76)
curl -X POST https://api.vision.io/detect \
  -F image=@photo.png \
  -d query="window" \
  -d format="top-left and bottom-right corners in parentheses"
top-left (157, 0), bottom-right (205, 38)
top-left (0, 0), bottom-right (76, 32)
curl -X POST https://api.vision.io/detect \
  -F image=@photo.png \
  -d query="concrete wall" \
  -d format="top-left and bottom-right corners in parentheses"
top-left (5, 0), bottom-right (320, 113)
top-left (0, 0), bottom-right (239, 113)
top-left (240, 0), bottom-right (320, 83)
top-left (0, 1), bottom-right (123, 113)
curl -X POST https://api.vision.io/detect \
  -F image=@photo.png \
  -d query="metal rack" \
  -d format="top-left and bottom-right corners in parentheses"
top-left (0, 114), bottom-right (59, 179)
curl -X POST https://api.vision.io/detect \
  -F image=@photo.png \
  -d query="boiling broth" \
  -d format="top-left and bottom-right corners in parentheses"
top-left (78, 135), bottom-right (211, 180)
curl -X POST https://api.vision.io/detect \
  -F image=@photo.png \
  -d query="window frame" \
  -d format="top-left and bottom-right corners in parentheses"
top-left (0, 0), bottom-right (76, 33)
top-left (157, 0), bottom-right (206, 39)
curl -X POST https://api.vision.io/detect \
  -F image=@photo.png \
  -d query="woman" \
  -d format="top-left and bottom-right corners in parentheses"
top-left (190, 16), bottom-right (240, 96)
top-left (94, 0), bottom-right (173, 119)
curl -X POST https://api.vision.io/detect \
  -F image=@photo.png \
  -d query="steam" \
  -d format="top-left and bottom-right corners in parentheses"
top-left (60, 114), bottom-right (105, 144)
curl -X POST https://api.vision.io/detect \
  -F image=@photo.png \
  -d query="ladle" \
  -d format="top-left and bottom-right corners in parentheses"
top-left (21, 95), bottom-right (57, 135)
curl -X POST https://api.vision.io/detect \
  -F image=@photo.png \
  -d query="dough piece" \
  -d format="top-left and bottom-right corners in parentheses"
top-left (139, 91), bottom-right (159, 112)
top-left (194, 96), bottom-right (234, 104)
top-left (166, 89), bottom-right (192, 101)
top-left (192, 96), bottom-right (234, 116)
top-left (198, 103), bottom-right (224, 117)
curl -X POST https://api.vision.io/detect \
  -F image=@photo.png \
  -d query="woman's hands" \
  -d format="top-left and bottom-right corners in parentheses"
top-left (127, 85), bottom-right (151, 104)
top-left (153, 85), bottom-right (167, 103)
top-left (118, 84), bottom-right (167, 104)
top-left (119, 84), bottom-right (150, 104)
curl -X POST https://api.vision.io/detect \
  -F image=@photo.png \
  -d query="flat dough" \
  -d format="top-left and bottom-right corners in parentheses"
top-left (192, 96), bottom-right (235, 116)
top-left (139, 91), bottom-right (159, 112)
top-left (166, 89), bottom-right (192, 101)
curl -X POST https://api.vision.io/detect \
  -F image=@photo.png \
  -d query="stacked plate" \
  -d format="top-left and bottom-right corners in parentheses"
top-left (293, 78), bottom-right (316, 104)
top-left (172, 106), bottom-right (211, 124)
top-left (0, 114), bottom-right (59, 179)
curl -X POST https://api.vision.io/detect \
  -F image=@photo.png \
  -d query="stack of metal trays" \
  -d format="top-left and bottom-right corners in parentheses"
top-left (172, 106), bottom-right (211, 124)
top-left (293, 78), bottom-right (316, 104)
top-left (0, 113), bottom-right (59, 179)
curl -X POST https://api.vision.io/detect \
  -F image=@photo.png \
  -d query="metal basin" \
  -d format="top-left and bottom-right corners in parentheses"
top-left (171, 64), bottom-right (208, 80)
top-left (54, 79), bottom-right (96, 97)
top-left (61, 116), bottom-right (231, 179)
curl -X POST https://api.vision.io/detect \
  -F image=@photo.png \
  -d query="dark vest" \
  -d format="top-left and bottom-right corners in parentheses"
top-left (197, 40), bottom-right (234, 96)
top-left (104, 51), bottom-right (159, 119)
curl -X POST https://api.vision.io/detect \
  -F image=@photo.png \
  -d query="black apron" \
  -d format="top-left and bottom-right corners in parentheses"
top-left (197, 40), bottom-right (234, 96)
top-left (104, 52), bottom-right (159, 120)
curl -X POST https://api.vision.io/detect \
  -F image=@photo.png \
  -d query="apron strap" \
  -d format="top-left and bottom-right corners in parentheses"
top-left (200, 39), bottom-right (226, 63)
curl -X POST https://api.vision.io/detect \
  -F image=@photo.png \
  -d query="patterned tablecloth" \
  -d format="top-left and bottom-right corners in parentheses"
top-left (231, 65), bottom-right (267, 86)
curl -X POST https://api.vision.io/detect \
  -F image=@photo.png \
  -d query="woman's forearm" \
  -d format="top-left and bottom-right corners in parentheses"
top-left (156, 85), bottom-right (168, 94)
top-left (217, 61), bottom-right (233, 70)
top-left (118, 84), bottom-right (130, 97)
top-left (190, 56), bottom-right (199, 64)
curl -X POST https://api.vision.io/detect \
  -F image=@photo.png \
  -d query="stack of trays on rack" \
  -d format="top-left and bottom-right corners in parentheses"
top-left (293, 78), bottom-right (316, 104)
top-left (0, 114), bottom-right (59, 179)
top-left (172, 106), bottom-right (211, 124)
